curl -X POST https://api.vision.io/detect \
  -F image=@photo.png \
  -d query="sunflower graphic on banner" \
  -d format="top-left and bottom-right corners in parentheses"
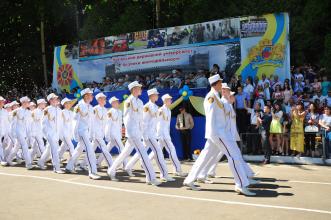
top-left (53, 45), bottom-right (82, 92)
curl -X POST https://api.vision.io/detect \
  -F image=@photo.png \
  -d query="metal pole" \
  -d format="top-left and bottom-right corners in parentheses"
top-left (40, 17), bottom-right (48, 87)
top-left (155, 0), bottom-right (160, 28)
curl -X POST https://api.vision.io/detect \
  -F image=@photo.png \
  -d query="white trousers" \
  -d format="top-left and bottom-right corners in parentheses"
top-left (66, 132), bottom-right (97, 175)
top-left (58, 136), bottom-right (75, 159)
top-left (184, 137), bottom-right (249, 188)
top-left (197, 141), bottom-right (254, 179)
top-left (91, 136), bottom-right (113, 168)
top-left (38, 135), bottom-right (61, 171)
top-left (98, 137), bottom-right (127, 168)
top-left (109, 137), bottom-right (156, 182)
top-left (157, 138), bottom-right (182, 173)
top-left (3, 134), bottom-right (15, 161)
top-left (125, 138), bottom-right (169, 179)
top-left (30, 135), bottom-right (45, 160)
top-left (0, 135), bottom-right (5, 162)
top-left (7, 134), bottom-right (32, 167)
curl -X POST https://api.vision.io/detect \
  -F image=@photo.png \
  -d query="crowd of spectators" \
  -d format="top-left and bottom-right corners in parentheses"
top-left (231, 64), bottom-right (331, 162)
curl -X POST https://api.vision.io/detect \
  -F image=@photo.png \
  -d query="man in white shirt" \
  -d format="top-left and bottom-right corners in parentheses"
top-left (183, 75), bottom-right (255, 195)
top-left (108, 81), bottom-right (160, 186)
top-left (37, 93), bottom-right (65, 174)
top-left (125, 88), bottom-right (175, 182)
top-left (7, 96), bottom-right (33, 169)
top-left (65, 89), bottom-right (101, 180)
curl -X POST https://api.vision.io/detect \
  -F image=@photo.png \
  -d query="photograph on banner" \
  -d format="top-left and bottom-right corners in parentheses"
top-left (237, 13), bottom-right (290, 82)
top-left (240, 16), bottom-right (268, 38)
top-left (79, 38), bottom-right (106, 57)
top-left (55, 43), bottom-right (239, 87)
top-left (78, 17), bottom-right (241, 59)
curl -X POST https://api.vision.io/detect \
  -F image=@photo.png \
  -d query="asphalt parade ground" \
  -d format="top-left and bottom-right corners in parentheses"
top-left (0, 157), bottom-right (330, 220)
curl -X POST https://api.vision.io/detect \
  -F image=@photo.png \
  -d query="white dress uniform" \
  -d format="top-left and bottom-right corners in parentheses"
top-left (30, 107), bottom-right (46, 159)
top-left (7, 106), bottom-right (33, 168)
top-left (58, 108), bottom-right (75, 159)
top-left (184, 87), bottom-right (250, 190)
top-left (156, 103), bottom-right (183, 174)
top-left (108, 94), bottom-right (157, 183)
top-left (65, 99), bottom-right (99, 177)
top-left (90, 104), bottom-right (113, 169)
top-left (38, 105), bottom-right (63, 172)
top-left (125, 100), bottom-right (170, 179)
top-left (101, 106), bottom-right (126, 167)
top-left (0, 106), bottom-right (10, 163)
top-left (197, 97), bottom-right (255, 180)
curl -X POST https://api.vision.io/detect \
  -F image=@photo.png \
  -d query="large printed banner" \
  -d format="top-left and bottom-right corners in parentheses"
top-left (52, 13), bottom-right (290, 92)
top-left (236, 13), bottom-right (290, 81)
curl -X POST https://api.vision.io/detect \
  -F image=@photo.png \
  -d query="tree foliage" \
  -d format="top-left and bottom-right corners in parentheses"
top-left (0, 0), bottom-right (330, 91)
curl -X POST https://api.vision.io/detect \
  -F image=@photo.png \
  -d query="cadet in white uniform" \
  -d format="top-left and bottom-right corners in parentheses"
top-left (197, 87), bottom-right (256, 183)
top-left (108, 81), bottom-right (160, 186)
top-left (100, 96), bottom-right (126, 168)
top-left (183, 75), bottom-right (255, 196)
top-left (7, 96), bottom-right (33, 169)
top-left (90, 93), bottom-right (113, 171)
top-left (65, 88), bottom-right (101, 180)
top-left (58, 98), bottom-right (75, 160)
top-left (2, 102), bottom-right (13, 163)
top-left (0, 96), bottom-right (10, 165)
top-left (4, 101), bottom-right (19, 161)
top-left (125, 89), bottom-right (175, 182)
top-left (30, 99), bottom-right (47, 160)
top-left (156, 94), bottom-right (186, 177)
top-left (37, 93), bottom-right (65, 173)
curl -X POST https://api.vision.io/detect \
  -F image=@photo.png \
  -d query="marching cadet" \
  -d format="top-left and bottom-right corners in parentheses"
top-left (125, 88), bottom-right (175, 182)
top-left (65, 88), bottom-right (101, 180)
top-left (183, 75), bottom-right (256, 196)
top-left (0, 96), bottom-right (10, 165)
top-left (7, 96), bottom-right (33, 169)
top-left (157, 94), bottom-right (186, 177)
top-left (58, 98), bottom-right (75, 161)
top-left (196, 86), bottom-right (257, 184)
top-left (2, 102), bottom-right (13, 162)
top-left (90, 92), bottom-right (113, 171)
top-left (108, 81), bottom-right (160, 186)
top-left (100, 96), bottom-right (126, 168)
top-left (4, 101), bottom-right (20, 161)
top-left (29, 99), bottom-right (47, 160)
top-left (37, 93), bottom-right (65, 174)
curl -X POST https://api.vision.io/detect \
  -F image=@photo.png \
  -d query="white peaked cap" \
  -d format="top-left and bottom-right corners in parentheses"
top-left (147, 88), bottom-right (159, 96)
top-left (109, 96), bottom-right (119, 104)
top-left (81, 88), bottom-right (93, 96)
top-left (208, 74), bottom-right (222, 85)
top-left (95, 92), bottom-right (106, 100)
top-left (161, 94), bottom-right (172, 102)
top-left (128, 81), bottom-right (142, 90)
top-left (47, 93), bottom-right (58, 101)
top-left (221, 83), bottom-right (231, 90)
top-left (20, 96), bottom-right (30, 103)
top-left (61, 98), bottom-right (72, 106)
top-left (37, 99), bottom-right (47, 105)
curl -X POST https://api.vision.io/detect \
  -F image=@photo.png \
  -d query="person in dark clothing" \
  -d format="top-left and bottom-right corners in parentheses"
top-left (175, 106), bottom-right (194, 160)
top-left (258, 105), bottom-right (273, 164)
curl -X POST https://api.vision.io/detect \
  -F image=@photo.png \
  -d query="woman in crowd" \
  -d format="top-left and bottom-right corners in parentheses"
top-left (290, 102), bottom-right (307, 157)
top-left (269, 102), bottom-right (283, 154)
top-left (319, 106), bottom-right (331, 157)
top-left (272, 84), bottom-right (284, 103)
top-left (283, 81), bottom-right (293, 104)
top-left (282, 114), bottom-right (291, 156)
top-left (304, 103), bottom-right (319, 157)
